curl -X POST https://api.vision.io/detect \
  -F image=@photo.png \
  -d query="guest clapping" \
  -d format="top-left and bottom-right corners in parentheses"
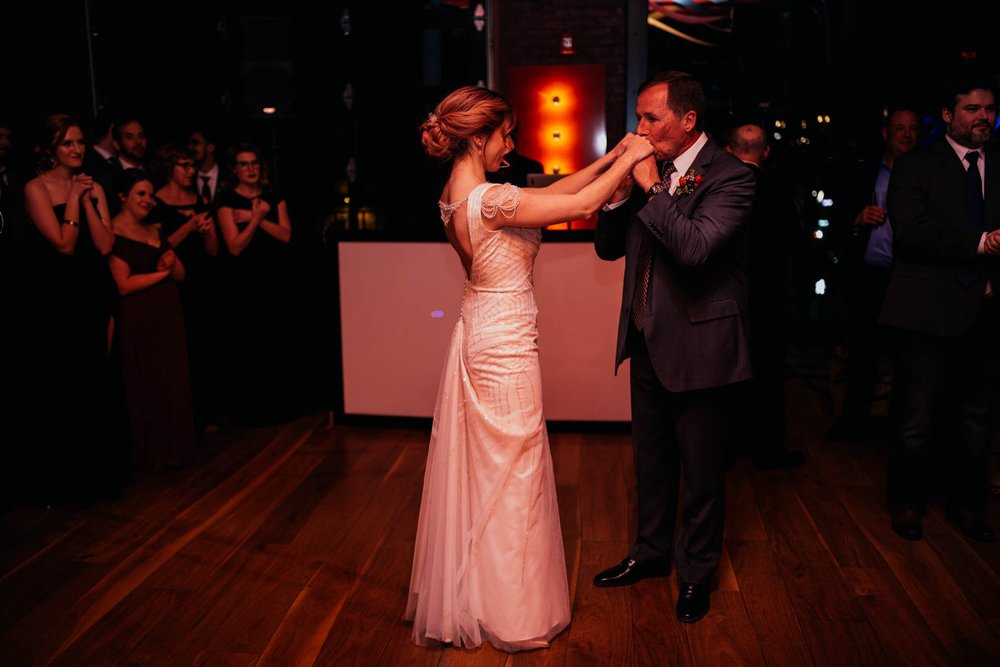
top-left (109, 169), bottom-right (196, 471)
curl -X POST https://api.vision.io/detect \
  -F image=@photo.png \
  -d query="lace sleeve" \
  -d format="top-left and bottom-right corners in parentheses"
top-left (481, 183), bottom-right (521, 220)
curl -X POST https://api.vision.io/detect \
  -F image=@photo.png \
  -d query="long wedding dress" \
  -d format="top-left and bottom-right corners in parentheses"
top-left (406, 182), bottom-right (571, 651)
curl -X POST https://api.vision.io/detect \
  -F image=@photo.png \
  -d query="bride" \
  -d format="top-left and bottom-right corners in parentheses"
top-left (406, 85), bottom-right (652, 652)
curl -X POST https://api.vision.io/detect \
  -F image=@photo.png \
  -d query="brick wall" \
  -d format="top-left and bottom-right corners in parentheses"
top-left (494, 0), bottom-right (628, 141)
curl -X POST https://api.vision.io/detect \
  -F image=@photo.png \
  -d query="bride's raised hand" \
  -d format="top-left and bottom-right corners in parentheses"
top-left (623, 135), bottom-right (654, 163)
top-left (610, 133), bottom-right (637, 158)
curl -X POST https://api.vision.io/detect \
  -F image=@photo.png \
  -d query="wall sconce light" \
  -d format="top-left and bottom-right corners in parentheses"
top-left (560, 31), bottom-right (575, 55)
top-left (552, 131), bottom-right (561, 140)
top-left (473, 4), bottom-right (486, 32)
top-left (552, 96), bottom-right (560, 105)
top-left (262, 106), bottom-right (276, 115)
top-left (553, 165), bottom-right (560, 174)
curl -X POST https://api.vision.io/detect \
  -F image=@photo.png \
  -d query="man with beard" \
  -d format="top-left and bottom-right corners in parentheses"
top-left (880, 73), bottom-right (1000, 542)
top-left (100, 116), bottom-right (148, 215)
top-left (188, 127), bottom-right (232, 206)
top-left (113, 117), bottom-right (147, 171)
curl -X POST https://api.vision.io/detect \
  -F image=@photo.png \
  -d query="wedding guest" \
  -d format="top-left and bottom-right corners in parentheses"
top-left (216, 142), bottom-right (294, 425)
top-left (880, 74), bottom-right (1000, 543)
top-left (188, 127), bottom-right (232, 205)
top-left (830, 107), bottom-right (921, 441)
top-left (109, 169), bottom-right (196, 471)
top-left (22, 114), bottom-right (123, 504)
top-left (151, 144), bottom-right (221, 433)
top-left (727, 122), bottom-right (805, 469)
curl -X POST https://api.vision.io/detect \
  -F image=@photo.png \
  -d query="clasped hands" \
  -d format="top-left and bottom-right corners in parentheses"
top-left (609, 133), bottom-right (659, 202)
top-left (984, 229), bottom-right (1000, 256)
top-left (156, 249), bottom-right (178, 272)
top-left (191, 211), bottom-right (214, 233)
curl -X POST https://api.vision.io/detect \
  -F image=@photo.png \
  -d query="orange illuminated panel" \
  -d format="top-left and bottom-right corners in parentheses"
top-left (507, 64), bottom-right (606, 229)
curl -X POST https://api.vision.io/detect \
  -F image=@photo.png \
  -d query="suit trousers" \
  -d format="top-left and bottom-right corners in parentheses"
top-left (841, 265), bottom-right (893, 427)
top-left (888, 298), bottom-right (1000, 511)
top-left (627, 322), bottom-right (736, 585)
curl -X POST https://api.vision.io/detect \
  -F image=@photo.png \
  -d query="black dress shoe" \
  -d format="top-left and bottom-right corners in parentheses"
top-left (890, 507), bottom-right (923, 541)
top-left (593, 556), bottom-right (671, 588)
top-left (946, 508), bottom-right (997, 543)
top-left (676, 582), bottom-right (709, 623)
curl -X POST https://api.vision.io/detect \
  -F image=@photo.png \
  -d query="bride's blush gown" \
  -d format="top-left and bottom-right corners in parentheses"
top-left (406, 182), bottom-right (571, 651)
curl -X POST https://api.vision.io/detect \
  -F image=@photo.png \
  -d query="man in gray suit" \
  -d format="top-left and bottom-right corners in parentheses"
top-left (592, 71), bottom-right (755, 623)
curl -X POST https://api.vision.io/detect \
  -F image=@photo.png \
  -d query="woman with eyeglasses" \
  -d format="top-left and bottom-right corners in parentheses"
top-left (150, 144), bottom-right (221, 433)
top-left (216, 142), bottom-right (294, 425)
top-left (22, 114), bottom-right (125, 505)
top-left (109, 168), bottom-right (196, 471)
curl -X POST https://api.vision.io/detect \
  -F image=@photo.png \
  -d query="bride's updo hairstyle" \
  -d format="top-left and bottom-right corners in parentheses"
top-left (421, 86), bottom-right (516, 161)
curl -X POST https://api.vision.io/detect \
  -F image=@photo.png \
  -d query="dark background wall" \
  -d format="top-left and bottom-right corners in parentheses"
top-left (3, 0), bottom-right (1000, 366)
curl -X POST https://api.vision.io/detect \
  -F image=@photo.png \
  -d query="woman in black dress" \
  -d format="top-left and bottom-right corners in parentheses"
top-left (150, 144), bottom-right (220, 432)
top-left (22, 114), bottom-right (122, 504)
top-left (109, 169), bottom-right (196, 471)
top-left (216, 142), bottom-right (294, 425)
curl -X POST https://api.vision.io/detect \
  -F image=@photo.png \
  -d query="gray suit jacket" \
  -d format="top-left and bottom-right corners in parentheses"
top-left (596, 139), bottom-right (756, 392)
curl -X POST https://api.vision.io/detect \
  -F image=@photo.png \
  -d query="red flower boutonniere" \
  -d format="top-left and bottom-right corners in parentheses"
top-left (675, 169), bottom-right (703, 197)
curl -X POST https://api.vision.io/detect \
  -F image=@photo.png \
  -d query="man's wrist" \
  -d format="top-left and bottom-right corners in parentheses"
top-left (646, 182), bottom-right (666, 198)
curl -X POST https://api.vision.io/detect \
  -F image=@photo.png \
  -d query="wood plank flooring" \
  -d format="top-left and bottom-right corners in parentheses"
top-left (1, 376), bottom-right (998, 666)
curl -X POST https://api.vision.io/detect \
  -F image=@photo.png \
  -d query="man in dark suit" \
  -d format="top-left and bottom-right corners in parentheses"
top-left (592, 71), bottom-right (756, 623)
top-left (188, 127), bottom-right (233, 206)
top-left (831, 107), bottom-right (920, 440)
top-left (880, 74), bottom-right (1000, 543)
top-left (82, 110), bottom-right (118, 183)
top-left (726, 123), bottom-right (805, 470)
top-left (98, 116), bottom-right (148, 216)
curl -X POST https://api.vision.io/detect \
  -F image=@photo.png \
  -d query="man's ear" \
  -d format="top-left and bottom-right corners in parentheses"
top-left (683, 111), bottom-right (697, 133)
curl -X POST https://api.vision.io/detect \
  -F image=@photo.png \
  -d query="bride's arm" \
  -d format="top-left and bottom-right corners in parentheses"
top-left (485, 136), bottom-right (653, 231)
top-left (532, 134), bottom-right (634, 195)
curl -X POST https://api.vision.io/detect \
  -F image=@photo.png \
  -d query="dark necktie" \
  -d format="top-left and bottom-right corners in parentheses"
top-left (964, 151), bottom-right (984, 231)
top-left (958, 151), bottom-right (985, 286)
top-left (631, 161), bottom-right (675, 330)
top-left (200, 176), bottom-right (212, 204)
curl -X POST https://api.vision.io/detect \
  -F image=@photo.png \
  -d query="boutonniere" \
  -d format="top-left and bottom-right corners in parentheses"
top-left (674, 169), bottom-right (703, 197)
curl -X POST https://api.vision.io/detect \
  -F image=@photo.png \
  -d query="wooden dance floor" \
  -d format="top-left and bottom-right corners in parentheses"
top-left (2, 376), bottom-right (998, 666)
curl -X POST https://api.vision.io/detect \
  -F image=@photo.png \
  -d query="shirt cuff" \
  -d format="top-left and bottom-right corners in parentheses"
top-left (603, 198), bottom-right (629, 212)
top-left (979, 232), bottom-right (987, 255)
